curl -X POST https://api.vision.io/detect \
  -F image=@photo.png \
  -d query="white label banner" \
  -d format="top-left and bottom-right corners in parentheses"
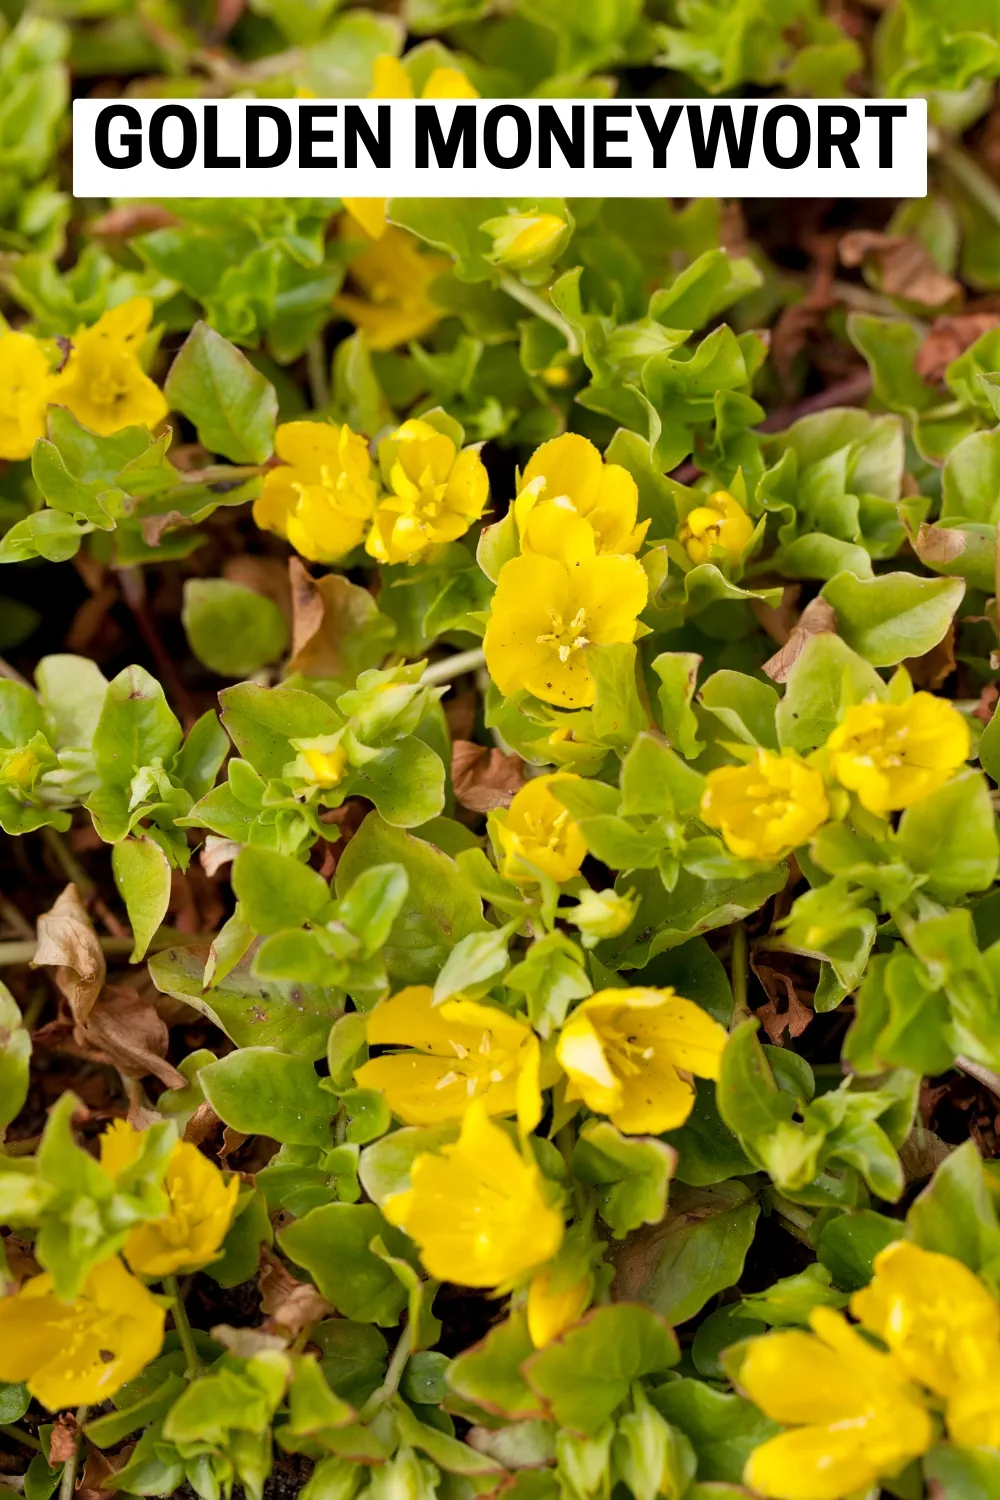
top-left (73, 97), bottom-right (927, 199)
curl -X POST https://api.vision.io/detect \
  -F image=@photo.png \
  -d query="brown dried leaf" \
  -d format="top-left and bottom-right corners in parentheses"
top-left (452, 741), bottom-right (525, 813)
top-left (90, 205), bottom-right (180, 237)
top-left (913, 522), bottom-right (969, 568)
top-left (905, 624), bottom-right (956, 690)
top-left (141, 510), bottom-right (191, 548)
top-left (839, 231), bottom-right (961, 310)
top-left (1, 1233), bottom-right (40, 1288)
top-left (899, 1127), bottom-right (952, 1184)
top-left (761, 598), bottom-right (837, 684)
top-left (49, 1414), bottom-right (80, 1465)
top-left (201, 836), bottom-right (241, 877)
top-left (752, 962), bottom-right (814, 1044)
top-left (915, 312), bottom-right (1000, 385)
top-left (259, 1245), bottom-right (332, 1338)
top-left (184, 1100), bottom-right (222, 1147)
top-left (288, 558), bottom-right (384, 678)
top-left (77, 1445), bottom-right (134, 1500)
top-left (36, 985), bottom-right (185, 1089)
top-left (32, 883), bottom-right (106, 1022)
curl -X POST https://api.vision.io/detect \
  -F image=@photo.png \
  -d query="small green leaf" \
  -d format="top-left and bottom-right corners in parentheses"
top-left (819, 571), bottom-right (965, 668)
top-left (523, 1305), bottom-right (679, 1437)
top-left (232, 846), bottom-right (332, 934)
top-left (182, 580), bottom-right (288, 679)
top-left (200, 1048), bottom-right (333, 1145)
top-left (278, 1202), bottom-right (411, 1325)
top-left (164, 321), bottom-right (277, 464)
top-left (112, 836), bottom-right (172, 962)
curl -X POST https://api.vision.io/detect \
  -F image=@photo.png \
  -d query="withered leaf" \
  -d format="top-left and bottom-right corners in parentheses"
top-left (259, 1244), bottom-right (332, 1338)
top-left (35, 984), bottom-right (185, 1090)
top-left (32, 883), bottom-right (106, 1023)
top-left (839, 230), bottom-right (961, 310)
top-left (452, 740), bottom-right (525, 813)
top-left (762, 598), bottom-right (837, 684)
top-left (915, 312), bottom-right (1000, 385)
top-left (288, 557), bottom-right (387, 678)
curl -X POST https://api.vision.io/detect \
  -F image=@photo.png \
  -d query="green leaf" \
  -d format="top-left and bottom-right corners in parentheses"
top-left (182, 580), bottom-right (288, 679)
top-left (433, 924), bottom-right (512, 1003)
top-left (649, 1382), bottom-right (778, 1487)
top-left (0, 984), bottom-right (29, 1131)
top-left (651, 652), bottom-right (703, 758)
top-left (149, 943), bottom-right (340, 1060)
top-left (278, 1203), bottom-right (411, 1325)
top-left (220, 682), bottom-right (341, 780)
top-left (111, 836), bottom-right (172, 962)
top-left (775, 634), bottom-right (885, 753)
top-left (335, 815), bottom-right (488, 987)
top-left (819, 571), bottom-right (965, 668)
top-left (895, 770), bottom-right (998, 904)
top-left (92, 665), bottom-right (182, 787)
top-left (523, 1305), bottom-right (678, 1438)
top-left (200, 1048), bottom-right (332, 1146)
top-left (232, 846), bottom-right (331, 935)
top-left (815, 1210), bottom-right (902, 1292)
top-left (923, 1444), bottom-right (1000, 1499)
top-left (446, 1312), bottom-right (542, 1420)
top-left (608, 1181), bottom-right (759, 1325)
top-left (572, 1120), bottom-right (676, 1237)
top-left (164, 321), bottom-right (278, 464)
top-left (906, 1140), bottom-right (1000, 1276)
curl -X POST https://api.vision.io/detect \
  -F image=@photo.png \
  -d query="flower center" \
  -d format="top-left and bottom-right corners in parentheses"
top-left (536, 605), bottom-right (590, 664)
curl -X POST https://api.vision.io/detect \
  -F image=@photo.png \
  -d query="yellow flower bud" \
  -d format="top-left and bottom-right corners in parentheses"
top-left (825, 692), bottom-right (969, 814)
top-left (701, 749), bottom-right (829, 862)
top-left (678, 490), bottom-right (754, 565)
top-left (302, 745), bottom-right (348, 788)
top-left (527, 1265), bottom-right (592, 1347)
top-left (481, 211), bottom-right (568, 270)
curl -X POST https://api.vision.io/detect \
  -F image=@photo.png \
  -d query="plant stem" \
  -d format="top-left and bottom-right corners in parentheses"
top-left (730, 921), bottom-right (750, 1026)
top-left (420, 647), bottom-right (487, 686)
top-left (306, 336), bottom-right (330, 409)
top-left (0, 929), bottom-right (213, 968)
top-left (498, 274), bottom-right (581, 357)
top-left (0, 1423), bottom-right (42, 1451)
top-left (956, 1055), bottom-right (1000, 1103)
top-left (359, 1321), bottom-right (411, 1419)
top-left (41, 826), bottom-right (95, 898)
top-left (939, 141), bottom-right (1000, 228)
top-left (58, 1406), bottom-right (88, 1500)
top-left (166, 1275), bottom-right (201, 1378)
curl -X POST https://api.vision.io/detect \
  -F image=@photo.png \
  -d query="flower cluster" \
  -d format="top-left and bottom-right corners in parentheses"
top-left (739, 1241), bottom-right (1000, 1498)
top-left (0, 1120), bottom-right (238, 1410)
top-left (254, 416), bottom-right (489, 566)
top-left (484, 434), bottom-right (651, 708)
top-left (701, 689), bottom-right (970, 862)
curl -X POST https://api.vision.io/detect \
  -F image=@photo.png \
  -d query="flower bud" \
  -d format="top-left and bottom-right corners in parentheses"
top-left (481, 210), bottom-right (568, 270)
top-left (566, 887), bottom-right (638, 948)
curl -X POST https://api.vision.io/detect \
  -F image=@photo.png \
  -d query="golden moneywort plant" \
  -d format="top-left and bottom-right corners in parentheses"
top-left (4, 2), bottom-right (1000, 1500)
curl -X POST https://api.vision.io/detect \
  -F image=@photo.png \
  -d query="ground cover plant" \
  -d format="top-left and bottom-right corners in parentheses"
top-left (7, 1), bottom-right (1000, 1498)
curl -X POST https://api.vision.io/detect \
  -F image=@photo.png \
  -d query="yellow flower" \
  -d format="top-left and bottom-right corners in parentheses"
top-left (739, 1307), bottom-right (933, 1500)
top-left (343, 54), bottom-right (478, 240)
top-left (354, 984), bottom-right (545, 1131)
top-left (382, 1099), bottom-right (563, 1289)
top-left (366, 418), bottom-right (489, 565)
top-left (526, 1266), bottom-right (592, 1347)
top-left (555, 987), bottom-right (727, 1134)
top-left (49, 298), bottom-right (168, 437)
top-left (945, 1338), bottom-right (1000, 1448)
top-left (825, 693), bottom-right (970, 815)
top-left (0, 1258), bottom-right (165, 1410)
top-left (0, 330), bottom-right (53, 460)
top-left (481, 211), bottom-right (568, 271)
top-left (495, 773), bottom-right (586, 884)
top-left (678, 490), bottom-right (754, 565)
top-left (254, 420), bottom-right (377, 564)
top-left (515, 434), bottom-right (648, 557)
top-left (483, 545), bottom-right (648, 710)
top-left (701, 750), bottom-right (829, 861)
top-left (851, 1240), bottom-right (1000, 1398)
top-left (334, 216), bottom-right (447, 351)
top-left (100, 1120), bottom-right (240, 1278)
